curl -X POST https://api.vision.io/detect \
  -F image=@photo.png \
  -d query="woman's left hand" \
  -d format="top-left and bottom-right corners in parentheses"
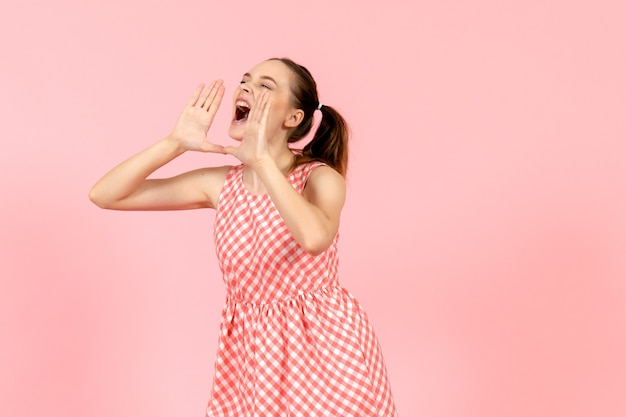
top-left (224, 91), bottom-right (272, 166)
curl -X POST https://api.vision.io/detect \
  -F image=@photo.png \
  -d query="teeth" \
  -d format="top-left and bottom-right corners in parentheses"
top-left (236, 101), bottom-right (250, 109)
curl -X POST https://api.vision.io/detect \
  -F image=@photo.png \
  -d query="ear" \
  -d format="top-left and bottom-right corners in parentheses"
top-left (284, 109), bottom-right (305, 128)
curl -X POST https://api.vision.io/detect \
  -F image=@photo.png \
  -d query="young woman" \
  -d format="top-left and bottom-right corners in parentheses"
top-left (90, 58), bottom-right (397, 416)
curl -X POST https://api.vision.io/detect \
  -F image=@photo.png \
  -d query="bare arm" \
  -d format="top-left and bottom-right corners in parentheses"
top-left (254, 160), bottom-right (345, 255)
top-left (89, 81), bottom-right (228, 211)
top-left (223, 90), bottom-right (346, 255)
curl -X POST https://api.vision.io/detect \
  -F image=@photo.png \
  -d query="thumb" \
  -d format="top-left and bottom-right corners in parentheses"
top-left (222, 145), bottom-right (239, 157)
top-left (201, 142), bottom-right (228, 154)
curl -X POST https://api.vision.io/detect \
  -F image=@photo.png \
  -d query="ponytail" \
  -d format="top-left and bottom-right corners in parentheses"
top-left (294, 105), bottom-right (349, 177)
top-left (268, 57), bottom-right (350, 177)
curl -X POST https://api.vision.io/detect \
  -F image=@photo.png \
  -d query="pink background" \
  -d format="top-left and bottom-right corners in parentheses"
top-left (1, 1), bottom-right (625, 416)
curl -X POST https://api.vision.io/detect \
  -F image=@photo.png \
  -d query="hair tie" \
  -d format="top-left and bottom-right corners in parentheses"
top-left (317, 103), bottom-right (323, 110)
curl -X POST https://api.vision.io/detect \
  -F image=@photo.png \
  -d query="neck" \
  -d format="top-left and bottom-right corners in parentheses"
top-left (243, 143), bottom-right (295, 194)
top-left (261, 132), bottom-right (295, 173)
top-left (270, 146), bottom-right (296, 175)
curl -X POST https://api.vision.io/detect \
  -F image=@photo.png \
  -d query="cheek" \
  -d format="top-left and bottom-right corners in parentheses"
top-left (267, 100), bottom-right (290, 121)
top-left (265, 114), bottom-right (284, 131)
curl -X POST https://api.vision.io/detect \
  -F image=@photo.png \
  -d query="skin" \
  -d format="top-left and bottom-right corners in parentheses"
top-left (89, 60), bottom-right (346, 256)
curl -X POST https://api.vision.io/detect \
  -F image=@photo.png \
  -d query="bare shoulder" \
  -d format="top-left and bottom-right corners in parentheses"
top-left (193, 164), bottom-right (232, 181)
top-left (190, 165), bottom-right (232, 208)
top-left (303, 165), bottom-right (346, 209)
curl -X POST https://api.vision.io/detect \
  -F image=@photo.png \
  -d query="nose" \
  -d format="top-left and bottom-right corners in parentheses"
top-left (240, 83), bottom-right (251, 94)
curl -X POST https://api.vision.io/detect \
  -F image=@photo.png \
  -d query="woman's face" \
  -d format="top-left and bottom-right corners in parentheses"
top-left (228, 60), bottom-right (303, 141)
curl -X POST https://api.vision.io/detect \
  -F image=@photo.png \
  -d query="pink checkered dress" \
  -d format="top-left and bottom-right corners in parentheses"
top-left (207, 162), bottom-right (397, 417)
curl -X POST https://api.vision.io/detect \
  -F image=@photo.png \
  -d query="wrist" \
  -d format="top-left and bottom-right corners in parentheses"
top-left (250, 155), bottom-right (277, 173)
top-left (164, 135), bottom-right (187, 155)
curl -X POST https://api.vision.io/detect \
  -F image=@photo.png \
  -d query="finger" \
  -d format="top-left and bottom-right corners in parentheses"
top-left (203, 80), bottom-right (224, 111)
top-left (222, 145), bottom-right (239, 157)
top-left (201, 85), bottom-right (224, 130)
top-left (207, 84), bottom-right (225, 115)
top-left (197, 80), bottom-right (216, 108)
top-left (259, 91), bottom-right (271, 123)
top-left (187, 83), bottom-right (204, 106)
top-left (203, 143), bottom-right (227, 154)
top-left (253, 91), bottom-right (270, 126)
top-left (250, 90), bottom-right (269, 122)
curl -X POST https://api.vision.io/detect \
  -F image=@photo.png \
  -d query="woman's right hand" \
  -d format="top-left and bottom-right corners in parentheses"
top-left (170, 80), bottom-right (226, 153)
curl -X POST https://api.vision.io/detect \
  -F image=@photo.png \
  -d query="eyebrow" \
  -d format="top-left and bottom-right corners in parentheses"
top-left (243, 73), bottom-right (278, 85)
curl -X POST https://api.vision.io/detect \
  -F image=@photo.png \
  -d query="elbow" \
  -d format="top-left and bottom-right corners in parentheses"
top-left (304, 246), bottom-right (325, 257)
top-left (88, 188), bottom-right (102, 207)
top-left (300, 233), bottom-right (334, 257)
top-left (88, 187), bottom-right (111, 209)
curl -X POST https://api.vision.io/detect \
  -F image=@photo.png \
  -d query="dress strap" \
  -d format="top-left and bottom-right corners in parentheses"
top-left (291, 161), bottom-right (327, 194)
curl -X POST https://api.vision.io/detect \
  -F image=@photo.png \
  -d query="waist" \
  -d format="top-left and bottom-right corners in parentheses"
top-left (225, 284), bottom-right (343, 307)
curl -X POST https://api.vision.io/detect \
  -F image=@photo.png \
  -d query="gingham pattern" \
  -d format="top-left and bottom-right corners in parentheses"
top-left (208, 162), bottom-right (397, 417)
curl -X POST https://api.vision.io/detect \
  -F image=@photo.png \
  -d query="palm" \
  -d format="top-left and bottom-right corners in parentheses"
top-left (224, 91), bottom-right (271, 164)
top-left (172, 81), bottom-right (226, 153)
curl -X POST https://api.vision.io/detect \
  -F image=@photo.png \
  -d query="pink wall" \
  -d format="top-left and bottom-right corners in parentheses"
top-left (1, 1), bottom-right (625, 416)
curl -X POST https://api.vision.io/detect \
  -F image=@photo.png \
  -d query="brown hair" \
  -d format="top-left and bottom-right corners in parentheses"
top-left (269, 58), bottom-right (349, 177)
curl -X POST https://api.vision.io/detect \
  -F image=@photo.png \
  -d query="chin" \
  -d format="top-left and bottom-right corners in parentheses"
top-left (228, 124), bottom-right (244, 141)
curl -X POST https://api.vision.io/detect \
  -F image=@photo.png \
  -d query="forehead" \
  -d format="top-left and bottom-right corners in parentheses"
top-left (246, 60), bottom-right (293, 82)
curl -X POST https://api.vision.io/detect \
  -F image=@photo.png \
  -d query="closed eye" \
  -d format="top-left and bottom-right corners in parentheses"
top-left (239, 80), bottom-right (271, 90)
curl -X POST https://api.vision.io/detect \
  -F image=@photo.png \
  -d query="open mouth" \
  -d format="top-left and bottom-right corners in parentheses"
top-left (235, 101), bottom-right (251, 122)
